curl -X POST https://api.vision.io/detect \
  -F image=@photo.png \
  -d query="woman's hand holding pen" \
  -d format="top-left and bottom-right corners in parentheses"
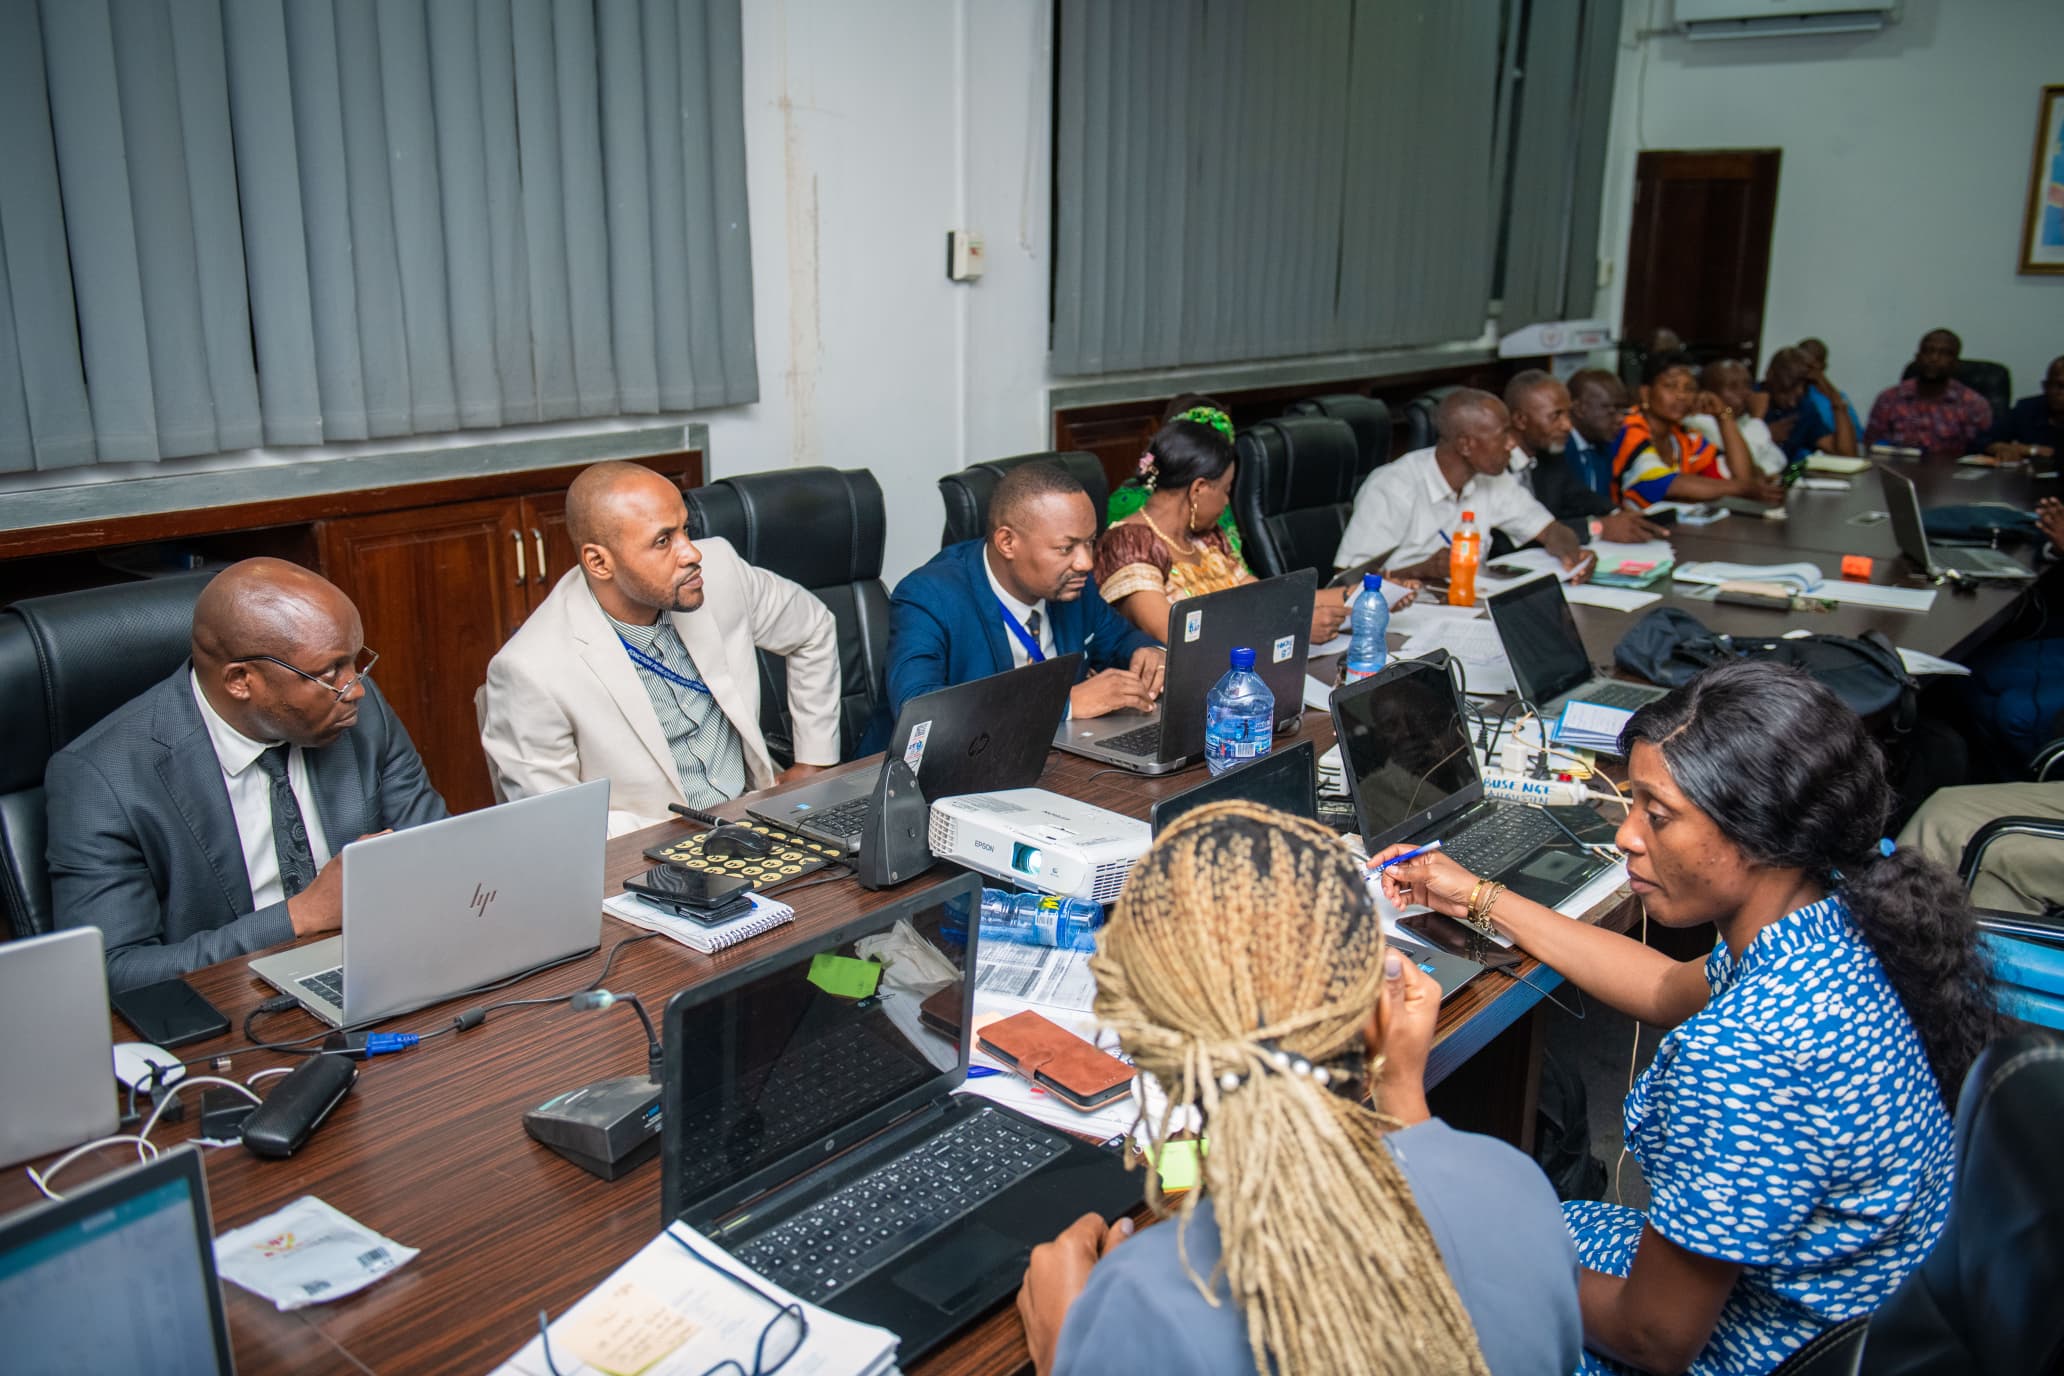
top-left (1369, 843), bottom-right (1484, 922)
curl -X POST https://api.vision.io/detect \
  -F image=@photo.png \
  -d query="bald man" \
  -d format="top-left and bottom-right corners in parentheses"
top-left (1334, 389), bottom-right (1593, 583)
top-left (480, 462), bottom-right (841, 836)
top-left (46, 559), bottom-right (447, 990)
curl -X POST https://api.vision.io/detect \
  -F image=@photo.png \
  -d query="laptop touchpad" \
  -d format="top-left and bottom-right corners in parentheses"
top-left (890, 1222), bottom-right (1028, 1312)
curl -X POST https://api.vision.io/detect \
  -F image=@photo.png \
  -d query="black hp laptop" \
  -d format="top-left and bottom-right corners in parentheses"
top-left (1330, 657), bottom-right (1608, 907)
top-left (661, 871), bottom-right (1136, 1360)
top-left (1484, 575), bottom-right (1668, 724)
top-left (1055, 571), bottom-right (1316, 775)
top-left (0, 1146), bottom-right (235, 1373)
top-left (749, 654), bottom-right (1080, 852)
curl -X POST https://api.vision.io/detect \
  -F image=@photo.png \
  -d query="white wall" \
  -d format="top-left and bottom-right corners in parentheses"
top-left (695, 0), bottom-right (1056, 584)
top-left (1593, 0), bottom-right (2064, 407)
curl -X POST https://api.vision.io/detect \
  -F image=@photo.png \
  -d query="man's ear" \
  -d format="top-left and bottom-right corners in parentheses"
top-left (579, 542), bottom-right (613, 581)
top-left (220, 663), bottom-right (254, 704)
top-left (992, 526), bottom-right (1017, 560)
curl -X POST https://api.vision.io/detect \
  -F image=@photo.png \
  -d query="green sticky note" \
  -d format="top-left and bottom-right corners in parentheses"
top-left (807, 953), bottom-right (881, 999)
top-left (1153, 1138), bottom-right (1207, 1192)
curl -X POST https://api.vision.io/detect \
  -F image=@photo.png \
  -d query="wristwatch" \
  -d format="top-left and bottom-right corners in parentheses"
top-left (1587, 517), bottom-right (1605, 540)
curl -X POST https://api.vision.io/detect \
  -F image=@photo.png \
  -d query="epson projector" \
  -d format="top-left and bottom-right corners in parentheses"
top-left (928, 789), bottom-right (1150, 903)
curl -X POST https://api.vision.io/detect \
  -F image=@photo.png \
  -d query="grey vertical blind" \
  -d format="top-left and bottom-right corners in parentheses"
top-left (1498, 0), bottom-right (1624, 328)
top-left (1053, 0), bottom-right (1506, 376)
top-left (0, 0), bottom-right (757, 475)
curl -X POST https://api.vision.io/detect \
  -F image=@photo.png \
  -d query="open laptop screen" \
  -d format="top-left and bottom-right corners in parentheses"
top-left (1151, 742), bottom-right (1317, 834)
top-left (1876, 465), bottom-right (1932, 567)
top-left (1333, 660), bottom-right (1478, 847)
top-left (0, 1147), bottom-right (233, 1374)
top-left (1487, 575), bottom-right (1592, 707)
top-left (664, 875), bottom-right (980, 1215)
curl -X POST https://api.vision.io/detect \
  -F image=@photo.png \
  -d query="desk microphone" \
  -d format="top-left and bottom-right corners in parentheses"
top-left (521, 988), bottom-right (666, 1181)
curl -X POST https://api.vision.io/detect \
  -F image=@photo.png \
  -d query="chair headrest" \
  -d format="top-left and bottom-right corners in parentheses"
top-left (688, 467), bottom-right (886, 587)
top-left (3, 572), bottom-right (215, 769)
top-left (1235, 416), bottom-right (1360, 512)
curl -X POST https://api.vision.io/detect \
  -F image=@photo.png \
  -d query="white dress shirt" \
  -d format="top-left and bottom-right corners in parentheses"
top-left (1334, 446), bottom-right (1556, 571)
top-left (190, 672), bottom-right (333, 908)
top-left (1685, 413), bottom-right (1788, 477)
top-left (983, 547), bottom-right (1058, 669)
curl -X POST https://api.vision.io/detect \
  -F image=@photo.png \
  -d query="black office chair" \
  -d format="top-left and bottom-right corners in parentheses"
top-left (1899, 359), bottom-right (2013, 432)
top-left (683, 467), bottom-right (891, 764)
top-left (937, 451), bottom-right (1109, 548)
top-left (1, 572), bottom-right (215, 941)
top-left (1282, 394), bottom-right (1393, 481)
top-left (1400, 386), bottom-right (1461, 454)
top-left (1229, 416), bottom-right (1361, 580)
top-left (1762, 1031), bottom-right (2064, 1376)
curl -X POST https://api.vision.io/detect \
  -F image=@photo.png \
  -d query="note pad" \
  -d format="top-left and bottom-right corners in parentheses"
top-left (1551, 701), bottom-right (1636, 753)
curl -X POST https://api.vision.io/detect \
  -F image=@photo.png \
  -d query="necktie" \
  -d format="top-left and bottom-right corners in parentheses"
top-left (1024, 608), bottom-right (1042, 648)
top-left (253, 746), bottom-right (317, 898)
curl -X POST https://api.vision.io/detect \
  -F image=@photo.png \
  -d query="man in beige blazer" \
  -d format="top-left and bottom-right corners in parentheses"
top-left (481, 462), bottom-right (840, 836)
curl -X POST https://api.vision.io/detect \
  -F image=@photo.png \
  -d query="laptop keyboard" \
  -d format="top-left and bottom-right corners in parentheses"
top-left (805, 796), bottom-right (873, 843)
top-left (297, 967), bottom-right (344, 1005)
top-left (1576, 681), bottom-right (1659, 710)
top-left (1442, 806), bottom-right (1565, 878)
top-left (729, 1107), bottom-right (1067, 1301)
top-left (1097, 723), bottom-right (1162, 758)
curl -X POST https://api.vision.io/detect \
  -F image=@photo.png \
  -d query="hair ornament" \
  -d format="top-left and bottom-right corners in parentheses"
top-left (1878, 837), bottom-right (1896, 858)
top-left (1136, 450), bottom-right (1158, 493)
top-left (1178, 406), bottom-right (1234, 440)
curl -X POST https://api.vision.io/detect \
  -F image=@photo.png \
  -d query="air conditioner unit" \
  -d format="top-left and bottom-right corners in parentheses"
top-left (1675, 0), bottom-right (1899, 40)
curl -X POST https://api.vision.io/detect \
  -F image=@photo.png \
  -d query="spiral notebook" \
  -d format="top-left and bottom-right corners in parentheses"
top-left (602, 890), bottom-right (796, 954)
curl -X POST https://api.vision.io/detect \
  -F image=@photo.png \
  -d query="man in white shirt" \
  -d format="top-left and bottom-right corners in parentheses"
top-left (1334, 389), bottom-right (1594, 583)
top-left (481, 462), bottom-right (843, 837)
top-left (1687, 359), bottom-right (1787, 476)
top-left (47, 560), bottom-right (447, 989)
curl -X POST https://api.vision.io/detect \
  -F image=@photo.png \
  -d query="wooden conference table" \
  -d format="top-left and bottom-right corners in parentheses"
top-left (4, 457), bottom-right (2042, 1375)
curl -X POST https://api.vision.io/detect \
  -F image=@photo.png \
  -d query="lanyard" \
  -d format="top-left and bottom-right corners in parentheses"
top-left (994, 596), bottom-right (1045, 663)
top-left (618, 634), bottom-right (712, 696)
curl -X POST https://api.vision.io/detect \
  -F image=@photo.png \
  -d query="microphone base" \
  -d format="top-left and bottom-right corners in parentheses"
top-left (523, 1075), bottom-right (663, 1181)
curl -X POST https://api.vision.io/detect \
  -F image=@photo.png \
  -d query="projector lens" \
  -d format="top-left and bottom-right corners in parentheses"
top-left (1012, 844), bottom-right (1043, 875)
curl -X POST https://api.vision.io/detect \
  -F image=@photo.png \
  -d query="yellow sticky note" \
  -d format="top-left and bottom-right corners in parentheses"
top-left (557, 1279), bottom-right (698, 1376)
top-left (1153, 1138), bottom-right (1207, 1192)
top-left (807, 952), bottom-right (881, 999)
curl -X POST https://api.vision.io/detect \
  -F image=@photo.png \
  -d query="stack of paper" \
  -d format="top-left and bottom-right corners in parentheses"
top-left (1674, 559), bottom-right (1937, 613)
top-left (1398, 619), bottom-right (1516, 695)
top-left (1805, 454), bottom-right (1870, 475)
top-left (493, 1224), bottom-right (899, 1376)
top-left (1587, 539), bottom-right (1676, 588)
top-left (1551, 701), bottom-right (1636, 752)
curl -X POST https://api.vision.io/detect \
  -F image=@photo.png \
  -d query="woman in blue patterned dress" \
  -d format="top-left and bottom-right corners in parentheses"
top-left (1373, 661), bottom-right (2000, 1375)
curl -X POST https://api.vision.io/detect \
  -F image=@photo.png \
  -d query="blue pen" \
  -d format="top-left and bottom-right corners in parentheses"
top-left (1370, 839), bottom-right (1443, 872)
top-left (1438, 530), bottom-right (1452, 547)
top-left (966, 1066), bottom-right (1004, 1080)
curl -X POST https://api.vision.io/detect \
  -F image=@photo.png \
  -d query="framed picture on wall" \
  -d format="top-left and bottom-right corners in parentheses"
top-left (2020, 84), bottom-right (2064, 275)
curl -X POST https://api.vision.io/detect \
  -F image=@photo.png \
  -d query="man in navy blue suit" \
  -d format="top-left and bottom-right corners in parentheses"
top-left (888, 464), bottom-right (1164, 721)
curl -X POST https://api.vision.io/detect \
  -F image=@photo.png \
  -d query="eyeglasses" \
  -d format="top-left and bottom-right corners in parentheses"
top-left (536, 1230), bottom-right (807, 1376)
top-left (228, 648), bottom-right (379, 703)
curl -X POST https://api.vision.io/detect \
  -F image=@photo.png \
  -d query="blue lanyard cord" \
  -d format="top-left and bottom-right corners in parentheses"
top-left (618, 634), bottom-right (713, 696)
top-left (995, 596), bottom-right (1045, 663)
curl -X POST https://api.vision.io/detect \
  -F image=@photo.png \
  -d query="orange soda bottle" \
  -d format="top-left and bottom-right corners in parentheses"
top-left (1447, 510), bottom-right (1481, 606)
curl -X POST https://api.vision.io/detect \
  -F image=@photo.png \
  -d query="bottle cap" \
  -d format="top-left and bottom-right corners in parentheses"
top-left (1362, 572), bottom-right (1382, 591)
top-left (1460, 510), bottom-right (1476, 522)
top-left (1230, 646), bottom-right (1256, 670)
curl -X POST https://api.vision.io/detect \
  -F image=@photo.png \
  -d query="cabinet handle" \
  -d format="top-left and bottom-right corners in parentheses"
top-left (511, 529), bottom-right (526, 585)
top-left (532, 528), bottom-right (546, 584)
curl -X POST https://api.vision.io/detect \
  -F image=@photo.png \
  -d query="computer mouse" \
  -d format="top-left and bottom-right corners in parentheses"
top-left (703, 825), bottom-right (773, 860)
top-left (113, 1041), bottom-right (185, 1094)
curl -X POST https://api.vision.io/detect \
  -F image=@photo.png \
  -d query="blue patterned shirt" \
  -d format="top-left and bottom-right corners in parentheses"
top-left (1629, 895), bottom-right (1954, 1320)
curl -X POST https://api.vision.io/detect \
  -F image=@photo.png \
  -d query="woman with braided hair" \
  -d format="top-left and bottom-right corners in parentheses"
top-left (1017, 801), bottom-right (1581, 1376)
top-left (1375, 660), bottom-right (2001, 1376)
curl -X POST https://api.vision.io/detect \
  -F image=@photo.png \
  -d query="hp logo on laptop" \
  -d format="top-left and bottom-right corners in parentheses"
top-left (469, 883), bottom-right (497, 918)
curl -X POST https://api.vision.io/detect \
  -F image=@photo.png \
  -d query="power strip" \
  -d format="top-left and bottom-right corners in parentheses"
top-left (1481, 771), bottom-right (1590, 806)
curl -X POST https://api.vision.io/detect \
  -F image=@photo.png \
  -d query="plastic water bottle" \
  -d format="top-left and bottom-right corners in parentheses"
top-left (975, 888), bottom-right (1103, 951)
top-left (1447, 509), bottom-right (1482, 607)
top-left (1343, 573), bottom-right (1390, 683)
top-left (1203, 646), bottom-right (1275, 776)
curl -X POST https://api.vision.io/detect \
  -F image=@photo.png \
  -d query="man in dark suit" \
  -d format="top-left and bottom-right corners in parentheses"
top-left (1506, 370), bottom-right (1665, 546)
top-left (47, 559), bottom-right (447, 990)
top-left (887, 463), bottom-right (1164, 721)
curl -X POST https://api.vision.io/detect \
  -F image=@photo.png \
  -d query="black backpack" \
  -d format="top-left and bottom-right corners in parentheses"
top-left (1613, 608), bottom-right (1918, 732)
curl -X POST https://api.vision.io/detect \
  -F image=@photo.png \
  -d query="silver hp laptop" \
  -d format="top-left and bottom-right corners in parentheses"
top-left (1055, 570), bottom-right (1317, 775)
top-left (1879, 465), bottom-right (2033, 581)
top-left (1485, 575), bottom-right (1668, 728)
top-left (250, 779), bottom-right (608, 1026)
top-left (748, 654), bottom-right (1079, 851)
top-left (0, 1146), bottom-right (234, 1373)
top-left (0, 928), bottom-right (118, 1168)
top-left (662, 871), bottom-right (1136, 1361)
top-left (1331, 657), bottom-right (1607, 909)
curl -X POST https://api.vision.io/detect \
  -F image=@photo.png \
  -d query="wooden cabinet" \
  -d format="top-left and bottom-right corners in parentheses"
top-left (1, 451), bottom-right (701, 817)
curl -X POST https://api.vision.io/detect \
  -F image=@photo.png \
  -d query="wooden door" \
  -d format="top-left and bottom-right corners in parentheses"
top-left (1622, 150), bottom-right (1781, 367)
top-left (316, 498), bottom-right (526, 814)
top-left (520, 492), bottom-right (575, 612)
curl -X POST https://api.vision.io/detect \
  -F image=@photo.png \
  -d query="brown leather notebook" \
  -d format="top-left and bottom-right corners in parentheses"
top-left (977, 1009), bottom-right (1133, 1110)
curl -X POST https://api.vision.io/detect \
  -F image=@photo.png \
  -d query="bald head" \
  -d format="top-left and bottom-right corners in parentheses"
top-left (566, 460), bottom-right (681, 550)
top-left (1435, 389), bottom-right (1508, 445)
top-left (564, 461), bottom-right (703, 621)
top-left (192, 558), bottom-right (358, 668)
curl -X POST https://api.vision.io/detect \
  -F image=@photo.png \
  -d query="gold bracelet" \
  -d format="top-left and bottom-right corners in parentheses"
top-left (1465, 879), bottom-right (1488, 926)
top-left (1467, 881), bottom-right (1505, 935)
